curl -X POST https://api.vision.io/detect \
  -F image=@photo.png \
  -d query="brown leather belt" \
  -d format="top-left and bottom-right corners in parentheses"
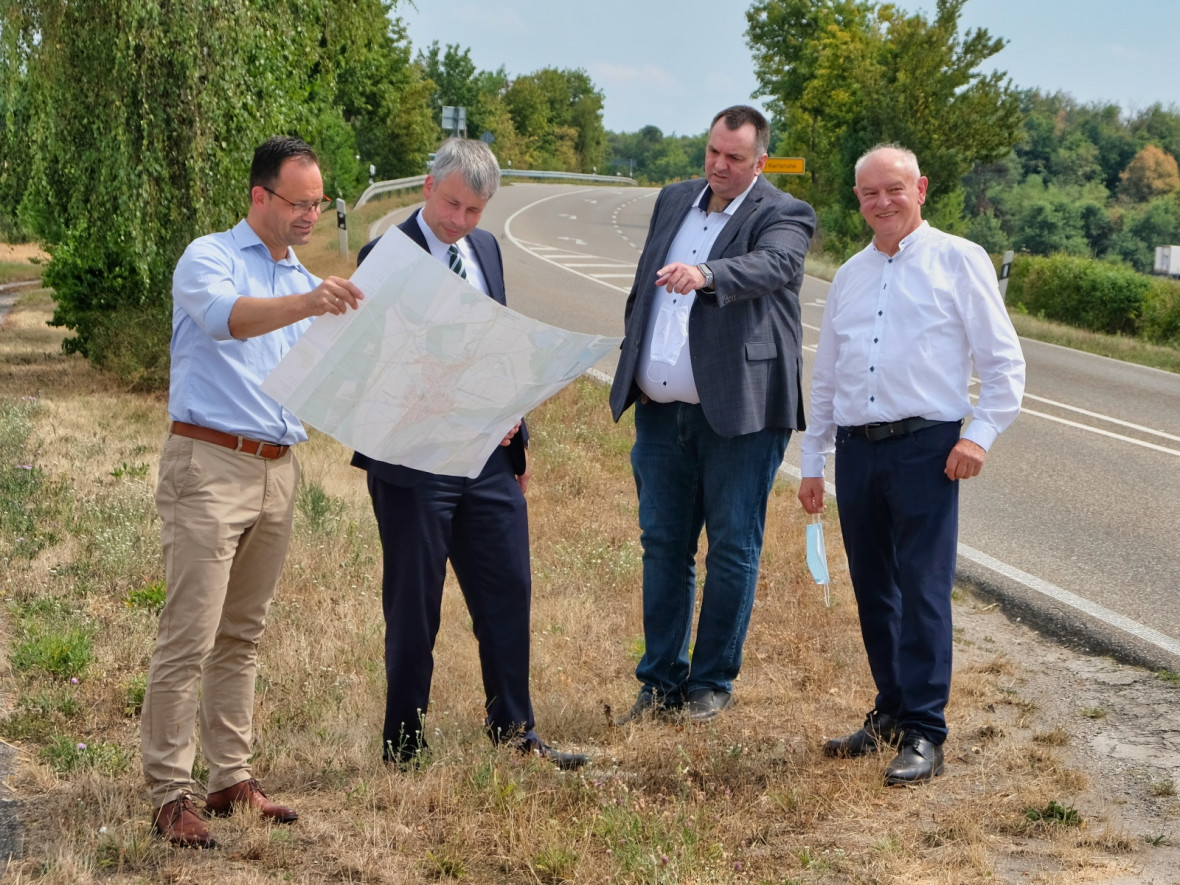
top-left (170, 421), bottom-right (290, 459)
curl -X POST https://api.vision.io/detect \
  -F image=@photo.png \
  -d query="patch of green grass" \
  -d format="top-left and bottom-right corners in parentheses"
top-left (1025, 800), bottom-right (1083, 826)
top-left (804, 253), bottom-right (841, 282)
top-left (0, 397), bottom-right (64, 560)
top-left (11, 625), bottom-right (94, 680)
top-left (0, 686), bottom-right (83, 741)
top-left (41, 734), bottom-right (130, 776)
top-left (297, 479), bottom-right (345, 534)
top-left (0, 259), bottom-right (43, 286)
top-left (124, 673), bottom-right (147, 716)
top-left (424, 849), bottom-right (467, 880)
top-left (531, 842), bottom-right (578, 883)
top-left (126, 580), bottom-right (166, 613)
top-left (109, 460), bottom-right (150, 479)
top-left (592, 796), bottom-right (724, 883)
top-left (1156, 669), bottom-right (1180, 687)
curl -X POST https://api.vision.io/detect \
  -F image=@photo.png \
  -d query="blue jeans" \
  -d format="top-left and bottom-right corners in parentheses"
top-left (630, 400), bottom-right (789, 697)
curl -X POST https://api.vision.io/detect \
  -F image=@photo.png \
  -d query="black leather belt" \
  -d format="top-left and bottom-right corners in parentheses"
top-left (843, 417), bottom-right (947, 442)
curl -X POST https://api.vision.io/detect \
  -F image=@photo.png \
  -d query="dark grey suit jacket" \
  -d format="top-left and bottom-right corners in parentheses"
top-left (609, 175), bottom-right (816, 438)
top-left (351, 211), bottom-right (528, 481)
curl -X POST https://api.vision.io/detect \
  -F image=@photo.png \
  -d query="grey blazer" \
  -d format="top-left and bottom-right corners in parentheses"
top-left (609, 175), bottom-right (817, 437)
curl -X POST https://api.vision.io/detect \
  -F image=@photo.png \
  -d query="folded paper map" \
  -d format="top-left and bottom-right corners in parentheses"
top-left (262, 227), bottom-right (621, 478)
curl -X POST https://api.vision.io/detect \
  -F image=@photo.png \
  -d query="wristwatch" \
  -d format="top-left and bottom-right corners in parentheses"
top-left (697, 263), bottom-right (715, 293)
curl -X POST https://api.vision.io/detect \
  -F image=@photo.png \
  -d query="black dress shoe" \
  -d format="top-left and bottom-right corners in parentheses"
top-left (613, 689), bottom-right (680, 726)
top-left (684, 688), bottom-right (734, 722)
top-left (884, 733), bottom-right (944, 784)
top-left (526, 741), bottom-right (589, 771)
top-left (823, 709), bottom-right (899, 758)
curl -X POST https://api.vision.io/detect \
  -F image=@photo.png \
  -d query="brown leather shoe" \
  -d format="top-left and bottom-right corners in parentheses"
top-left (151, 794), bottom-right (217, 848)
top-left (205, 778), bottom-right (298, 823)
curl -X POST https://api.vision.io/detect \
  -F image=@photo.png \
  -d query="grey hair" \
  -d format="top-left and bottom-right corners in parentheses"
top-left (430, 137), bottom-right (501, 200)
top-left (854, 143), bottom-right (922, 181)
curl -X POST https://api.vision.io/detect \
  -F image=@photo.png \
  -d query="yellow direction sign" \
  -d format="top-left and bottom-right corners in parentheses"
top-left (763, 157), bottom-right (806, 175)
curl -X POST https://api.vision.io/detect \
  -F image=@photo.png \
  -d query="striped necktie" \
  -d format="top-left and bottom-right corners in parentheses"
top-left (447, 244), bottom-right (467, 279)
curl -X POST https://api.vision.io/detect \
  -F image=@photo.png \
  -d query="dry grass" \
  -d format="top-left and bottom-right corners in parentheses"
top-left (0, 232), bottom-right (1145, 883)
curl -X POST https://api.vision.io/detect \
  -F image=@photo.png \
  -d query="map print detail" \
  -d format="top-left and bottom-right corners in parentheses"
top-left (262, 228), bottom-right (621, 478)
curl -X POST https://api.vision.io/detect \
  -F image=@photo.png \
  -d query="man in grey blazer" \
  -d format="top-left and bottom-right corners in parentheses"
top-left (610, 105), bottom-right (816, 724)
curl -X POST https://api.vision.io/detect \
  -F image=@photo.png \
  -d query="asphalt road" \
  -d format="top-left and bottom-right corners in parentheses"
top-left (372, 182), bottom-right (1180, 671)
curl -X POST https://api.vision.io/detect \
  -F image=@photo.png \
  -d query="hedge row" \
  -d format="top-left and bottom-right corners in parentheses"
top-left (1004, 253), bottom-right (1180, 346)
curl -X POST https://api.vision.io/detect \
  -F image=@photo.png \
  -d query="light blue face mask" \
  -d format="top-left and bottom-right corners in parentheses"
top-left (806, 517), bottom-right (832, 607)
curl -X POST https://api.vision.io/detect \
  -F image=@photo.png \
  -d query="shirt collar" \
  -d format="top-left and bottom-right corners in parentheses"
top-left (871, 220), bottom-right (931, 256)
top-left (415, 210), bottom-right (468, 259)
top-left (694, 176), bottom-right (758, 216)
top-left (234, 218), bottom-right (302, 266)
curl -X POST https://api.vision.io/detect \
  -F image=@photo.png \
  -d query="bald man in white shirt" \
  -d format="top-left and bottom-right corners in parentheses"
top-left (797, 144), bottom-right (1025, 785)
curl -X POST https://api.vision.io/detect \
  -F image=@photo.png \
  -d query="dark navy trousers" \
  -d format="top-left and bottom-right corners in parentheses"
top-left (834, 421), bottom-right (961, 745)
top-left (365, 447), bottom-right (536, 762)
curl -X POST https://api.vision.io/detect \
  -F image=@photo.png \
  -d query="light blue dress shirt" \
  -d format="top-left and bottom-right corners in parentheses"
top-left (168, 219), bottom-right (319, 445)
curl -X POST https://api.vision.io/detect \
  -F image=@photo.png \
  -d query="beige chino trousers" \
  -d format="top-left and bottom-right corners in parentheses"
top-left (142, 434), bottom-right (299, 808)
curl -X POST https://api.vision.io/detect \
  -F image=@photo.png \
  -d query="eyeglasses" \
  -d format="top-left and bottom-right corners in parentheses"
top-left (262, 186), bottom-right (332, 216)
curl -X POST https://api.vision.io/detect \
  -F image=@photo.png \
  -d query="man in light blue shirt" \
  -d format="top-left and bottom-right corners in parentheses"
top-left (142, 136), bottom-right (363, 848)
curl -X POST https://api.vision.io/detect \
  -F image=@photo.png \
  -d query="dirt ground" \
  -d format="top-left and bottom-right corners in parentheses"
top-left (952, 594), bottom-right (1180, 884)
top-left (0, 243), bottom-right (47, 263)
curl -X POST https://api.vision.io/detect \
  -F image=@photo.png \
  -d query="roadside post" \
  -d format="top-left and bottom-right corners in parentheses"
top-left (336, 198), bottom-right (348, 259)
top-left (999, 249), bottom-right (1014, 299)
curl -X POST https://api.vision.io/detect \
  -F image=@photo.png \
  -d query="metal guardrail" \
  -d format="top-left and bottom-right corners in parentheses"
top-left (500, 169), bottom-right (638, 186)
top-left (354, 175), bottom-right (428, 208)
top-left (353, 169), bottom-right (637, 208)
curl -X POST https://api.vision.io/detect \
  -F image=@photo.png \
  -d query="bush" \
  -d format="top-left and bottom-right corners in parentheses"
top-left (1007, 253), bottom-right (1150, 335)
top-left (1142, 277), bottom-right (1180, 346)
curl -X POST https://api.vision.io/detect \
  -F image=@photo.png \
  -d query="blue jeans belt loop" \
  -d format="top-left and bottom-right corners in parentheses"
top-left (843, 417), bottom-right (946, 442)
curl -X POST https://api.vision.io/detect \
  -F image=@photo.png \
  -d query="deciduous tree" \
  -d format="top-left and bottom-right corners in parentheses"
top-left (0, 0), bottom-right (431, 385)
top-left (1119, 144), bottom-right (1180, 204)
top-left (746, 0), bottom-right (1022, 249)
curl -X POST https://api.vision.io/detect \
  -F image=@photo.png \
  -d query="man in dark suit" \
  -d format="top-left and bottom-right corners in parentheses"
top-left (610, 106), bottom-right (816, 724)
top-left (353, 137), bottom-right (586, 770)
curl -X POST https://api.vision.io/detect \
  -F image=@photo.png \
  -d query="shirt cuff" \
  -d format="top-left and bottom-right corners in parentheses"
top-left (800, 452), bottom-right (827, 478)
top-left (962, 420), bottom-right (998, 452)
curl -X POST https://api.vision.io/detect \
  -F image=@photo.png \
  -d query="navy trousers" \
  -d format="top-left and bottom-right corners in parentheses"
top-left (834, 421), bottom-right (961, 745)
top-left (365, 447), bottom-right (536, 762)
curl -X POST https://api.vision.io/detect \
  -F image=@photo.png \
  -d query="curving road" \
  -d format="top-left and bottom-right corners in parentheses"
top-left (371, 182), bottom-right (1180, 670)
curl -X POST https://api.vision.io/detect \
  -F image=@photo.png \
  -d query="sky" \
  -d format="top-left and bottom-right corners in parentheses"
top-left (396, 0), bottom-right (1179, 137)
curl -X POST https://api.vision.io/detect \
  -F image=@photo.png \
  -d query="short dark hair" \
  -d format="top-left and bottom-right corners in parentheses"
top-left (710, 105), bottom-right (770, 157)
top-left (250, 136), bottom-right (319, 191)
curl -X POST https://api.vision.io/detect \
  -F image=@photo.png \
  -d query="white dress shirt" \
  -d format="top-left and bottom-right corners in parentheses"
top-left (800, 222), bottom-right (1026, 477)
top-left (415, 212), bottom-right (488, 296)
top-left (636, 179), bottom-right (755, 403)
